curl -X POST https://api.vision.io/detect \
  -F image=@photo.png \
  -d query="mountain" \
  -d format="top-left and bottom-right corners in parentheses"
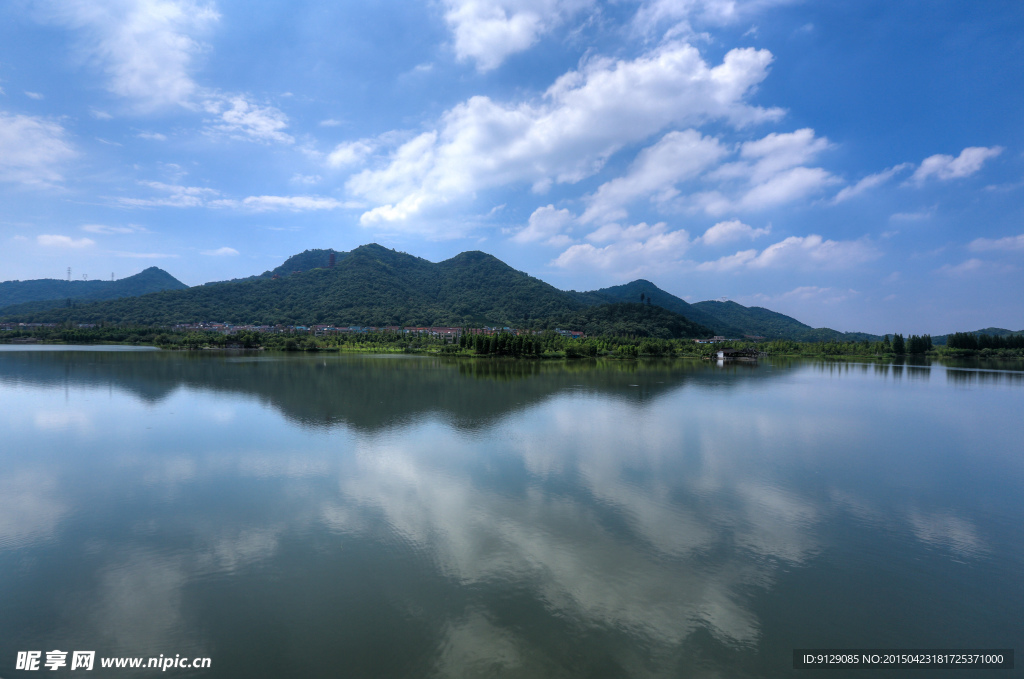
top-left (557, 302), bottom-right (711, 339)
top-left (2, 245), bottom-right (884, 341)
top-left (575, 279), bottom-right (741, 335)
top-left (932, 328), bottom-right (1024, 345)
top-left (261, 248), bottom-right (349, 278)
top-left (690, 300), bottom-right (811, 338)
top-left (3, 244), bottom-right (598, 329)
top-left (0, 267), bottom-right (188, 315)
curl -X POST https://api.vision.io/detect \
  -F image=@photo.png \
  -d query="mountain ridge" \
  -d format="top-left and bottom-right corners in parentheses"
top-left (0, 267), bottom-right (188, 315)
top-left (1, 245), bottom-right (884, 340)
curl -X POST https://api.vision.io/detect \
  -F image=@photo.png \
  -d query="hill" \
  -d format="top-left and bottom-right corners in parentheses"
top-left (3, 244), bottom-right (596, 330)
top-left (576, 280), bottom-right (741, 336)
top-left (0, 267), bottom-right (188, 315)
top-left (2, 245), bottom-right (893, 341)
top-left (557, 302), bottom-right (712, 339)
top-left (261, 248), bottom-right (349, 278)
top-left (932, 328), bottom-right (1024, 345)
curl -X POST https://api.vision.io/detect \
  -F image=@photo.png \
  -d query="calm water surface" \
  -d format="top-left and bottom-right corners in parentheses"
top-left (0, 348), bottom-right (1021, 678)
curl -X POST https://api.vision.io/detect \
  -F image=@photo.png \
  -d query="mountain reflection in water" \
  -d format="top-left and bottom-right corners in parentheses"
top-left (0, 349), bottom-right (1021, 678)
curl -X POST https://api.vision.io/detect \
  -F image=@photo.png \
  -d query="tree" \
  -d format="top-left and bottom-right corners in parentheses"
top-left (892, 333), bottom-right (905, 354)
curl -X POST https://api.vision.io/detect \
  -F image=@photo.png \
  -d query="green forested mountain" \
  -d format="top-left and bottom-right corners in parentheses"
top-left (261, 248), bottom-right (349, 278)
top-left (576, 279), bottom-right (741, 335)
top-left (4, 244), bottom-right (595, 329)
top-left (2, 244), bottom-right (894, 340)
top-left (932, 327), bottom-right (1024, 345)
top-left (690, 300), bottom-right (811, 338)
top-left (557, 302), bottom-right (711, 339)
top-left (690, 300), bottom-right (882, 341)
top-left (0, 267), bottom-right (187, 314)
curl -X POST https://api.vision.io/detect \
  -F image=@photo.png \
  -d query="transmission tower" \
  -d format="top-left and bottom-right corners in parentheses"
top-left (67, 267), bottom-right (71, 282)
top-left (82, 274), bottom-right (88, 281)
top-left (111, 272), bottom-right (115, 281)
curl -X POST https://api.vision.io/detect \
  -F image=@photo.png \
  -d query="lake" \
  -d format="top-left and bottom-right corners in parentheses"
top-left (0, 347), bottom-right (1021, 678)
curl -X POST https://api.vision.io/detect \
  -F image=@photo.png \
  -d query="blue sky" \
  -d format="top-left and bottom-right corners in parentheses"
top-left (1, 0), bottom-right (1022, 334)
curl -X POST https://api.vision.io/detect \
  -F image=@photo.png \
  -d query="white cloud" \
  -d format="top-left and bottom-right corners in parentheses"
top-left (700, 219), bottom-right (769, 245)
top-left (694, 129), bottom-right (837, 214)
top-left (204, 96), bottom-right (292, 144)
top-left (0, 111), bottom-right (76, 187)
top-left (326, 139), bottom-right (375, 168)
top-left (777, 286), bottom-right (856, 304)
top-left (632, 0), bottom-right (797, 39)
top-left (910, 146), bottom-right (1003, 185)
top-left (37, 234), bottom-right (95, 248)
top-left (118, 180), bottom-right (219, 207)
top-left (697, 234), bottom-right (878, 271)
top-left (832, 163), bottom-right (913, 203)
top-left (290, 174), bottom-right (321, 185)
top-left (553, 222), bottom-right (690, 273)
top-left (968, 233), bottom-right (1024, 252)
top-left (137, 131), bottom-right (167, 141)
top-left (937, 258), bottom-right (985, 276)
top-left (201, 246), bottom-right (238, 256)
top-left (319, 119), bottom-right (344, 127)
top-left (25, 91), bottom-right (45, 100)
top-left (81, 223), bottom-right (149, 234)
top-left (233, 195), bottom-right (361, 211)
top-left (350, 42), bottom-right (782, 225)
top-left (444, 0), bottom-right (593, 71)
top-left (90, 109), bottom-right (114, 120)
top-left (748, 234), bottom-right (877, 269)
top-left (889, 208), bottom-right (932, 221)
top-left (579, 129), bottom-right (726, 225)
top-left (511, 205), bottom-right (575, 245)
top-left (40, 0), bottom-right (219, 111)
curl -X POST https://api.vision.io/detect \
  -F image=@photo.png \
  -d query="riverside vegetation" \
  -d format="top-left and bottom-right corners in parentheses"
top-left (4, 324), bottom-right (1022, 360)
top-left (3, 244), bottom-right (1021, 358)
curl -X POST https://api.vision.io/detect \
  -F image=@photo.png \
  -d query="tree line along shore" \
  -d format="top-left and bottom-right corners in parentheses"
top-left (3, 325), bottom-right (1022, 360)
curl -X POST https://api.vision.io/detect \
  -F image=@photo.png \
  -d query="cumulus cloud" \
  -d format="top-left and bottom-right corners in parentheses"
top-left (326, 140), bottom-right (375, 168)
top-left (694, 129), bottom-right (837, 214)
top-left (511, 205), bottom-right (575, 245)
top-left (909, 146), bottom-right (1003, 185)
top-left (697, 234), bottom-right (878, 271)
top-left (832, 163), bottom-right (913, 203)
top-left (968, 233), bottom-right (1024, 252)
top-left (699, 219), bottom-right (770, 245)
top-left (580, 129), bottom-right (726, 225)
top-left (632, 0), bottom-right (797, 38)
top-left (0, 112), bottom-right (76, 187)
top-left (201, 246), bottom-right (238, 256)
top-left (444, 0), bottom-right (593, 71)
top-left (39, 0), bottom-right (219, 111)
top-left (204, 96), bottom-right (292, 144)
top-left (37, 235), bottom-right (96, 248)
top-left (350, 42), bottom-right (782, 225)
top-left (553, 222), bottom-right (690, 273)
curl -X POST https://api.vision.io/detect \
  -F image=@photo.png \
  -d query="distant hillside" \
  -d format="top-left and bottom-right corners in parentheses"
top-left (0, 267), bottom-right (187, 314)
top-left (690, 300), bottom-right (810, 338)
top-left (3, 245), bottom-right (896, 341)
top-left (576, 280), bottom-right (741, 336)
top-left (557, 302), bottom-right (712, 339)
top-left (932, 328), bottom-right (1024, 345)
top-left (261, 248), bottom-right (349, 278)
top-left (5, 244), bottom-right (594, 329)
